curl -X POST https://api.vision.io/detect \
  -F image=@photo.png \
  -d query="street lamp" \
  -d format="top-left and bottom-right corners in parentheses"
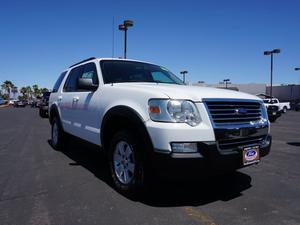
top-left (180, 70), bottom-right (188, 83)
top-left (118, 20), bottom-right (134, 59)
top-left (264, 48), bottom-right (281, 97)
top-left (223, 79), bottom-right (231, 89)
top-left (295, 67), bottom-right (300, 99)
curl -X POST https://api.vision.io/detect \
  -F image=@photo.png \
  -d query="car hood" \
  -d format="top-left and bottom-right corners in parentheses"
top-left (112, 83), bottom-right (262, 102)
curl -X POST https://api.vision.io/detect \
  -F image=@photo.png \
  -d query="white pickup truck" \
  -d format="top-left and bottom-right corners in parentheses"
top-left (49, 58), bottom-right (271, 196)
top-left (263, 98), bottom-right (290, 113)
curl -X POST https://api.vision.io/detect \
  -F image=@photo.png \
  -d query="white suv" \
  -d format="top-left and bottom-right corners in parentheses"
top-left (49, 57), bottom-right (271, 196)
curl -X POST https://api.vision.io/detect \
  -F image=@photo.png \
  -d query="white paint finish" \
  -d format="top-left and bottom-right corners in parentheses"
top-left (49, 58), bottom-right (269, 153)
top-left (145, 103), bottom-right (215, 151)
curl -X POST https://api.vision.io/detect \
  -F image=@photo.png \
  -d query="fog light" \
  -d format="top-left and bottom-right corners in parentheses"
top-left (262, 136), bottom-right (271, 146)
top-left (171, 142), bottom-right (198, 153)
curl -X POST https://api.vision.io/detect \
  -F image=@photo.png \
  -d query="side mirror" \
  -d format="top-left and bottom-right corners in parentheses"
top-left (78, 78), bottom-right (98, 91)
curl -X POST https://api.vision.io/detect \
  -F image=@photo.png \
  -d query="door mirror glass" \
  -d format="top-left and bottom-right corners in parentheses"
top-left (77, 78), bottom-right (98, 91)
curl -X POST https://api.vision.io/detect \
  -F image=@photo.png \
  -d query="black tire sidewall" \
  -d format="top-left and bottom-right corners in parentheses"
top-left (51, 118), bottom-right (64, 150)
top-left (108, 130), bottom-right (145, 197)
top-left (39, 109), bottom-right (46, 118)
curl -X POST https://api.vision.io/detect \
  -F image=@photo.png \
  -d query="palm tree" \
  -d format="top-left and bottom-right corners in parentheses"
top-left (32, 84), bottom-right (41, 98)
top-left (11, 85), bottom-right (18, 99)
top-left (1, 80), bottom-right (13, 95)
top-left (26, 86), bottom-right (33, 100)
top-left (40, 88), bottom-right (49, 93)
top-left (20, 87), bottom-right (27, 98)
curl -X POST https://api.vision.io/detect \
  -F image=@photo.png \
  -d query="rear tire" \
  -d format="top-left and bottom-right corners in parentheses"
top-left (51, 117), bottom-right (65, 150)
top-left (108, 130), bottom-right (145, 198)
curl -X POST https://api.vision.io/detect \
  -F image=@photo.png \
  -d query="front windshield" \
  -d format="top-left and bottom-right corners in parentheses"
top-left (100, 60), bottom-right (184, 85)
top-left (263, 100), bottom-right (270, 103)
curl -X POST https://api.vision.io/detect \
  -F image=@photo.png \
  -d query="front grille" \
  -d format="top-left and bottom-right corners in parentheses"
top-left (205, 100), bottom-right (263, 126)
top-left (218, 135), bottom-right (266, 150)
top-left (267, 105), bottom-right (279, 111)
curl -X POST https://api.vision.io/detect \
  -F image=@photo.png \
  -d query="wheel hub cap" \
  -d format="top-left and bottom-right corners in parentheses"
top-left (113, 141), bottom-right (135, 184)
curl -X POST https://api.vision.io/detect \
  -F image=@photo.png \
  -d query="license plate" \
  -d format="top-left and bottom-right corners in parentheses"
top-left (272, 112), bottom-right (276, 115)
top-left (243, 146), bottom-right (260, 165)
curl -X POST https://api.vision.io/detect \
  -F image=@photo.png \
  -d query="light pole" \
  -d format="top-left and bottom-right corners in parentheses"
top-left (264, 49), bottom-right (281, 97)
top-left (295, 68), bottom-right (300, 102)
top-left (118, 20), bottom-right (134, 59)
top-left (223, 79), bottom-right (231, 89)
top-left (180, 70), bottom-right (188, 83)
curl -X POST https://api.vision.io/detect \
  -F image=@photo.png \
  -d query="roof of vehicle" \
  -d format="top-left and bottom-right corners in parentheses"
top-left (68, 57), bottom-right (156, 69)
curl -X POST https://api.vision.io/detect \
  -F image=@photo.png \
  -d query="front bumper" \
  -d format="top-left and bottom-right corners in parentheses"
top-left (40, 105), bottom-right (49, 111)
top-left (149, 135), bottom-right (271, 178)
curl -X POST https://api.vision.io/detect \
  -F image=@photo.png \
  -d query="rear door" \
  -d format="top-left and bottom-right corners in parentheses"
top-left (59, 65), bottom-right (84, 135)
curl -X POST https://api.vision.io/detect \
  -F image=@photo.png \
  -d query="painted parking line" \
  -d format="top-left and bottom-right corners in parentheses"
top-left (184, 207), bottom-right (217, 225)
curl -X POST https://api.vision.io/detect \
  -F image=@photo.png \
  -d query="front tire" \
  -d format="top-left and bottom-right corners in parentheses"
top-left (39, 108), bottom-right (47, 118)
top-left (283, 107), bottom-right (287, 113)
top-left (108, 130), bottom-right (145, 197)
top-left (51, 117), bottom-right (65, 150)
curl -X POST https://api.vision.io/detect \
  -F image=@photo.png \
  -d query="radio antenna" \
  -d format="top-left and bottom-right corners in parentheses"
top-left (112, 16), bottom-right (115, 58)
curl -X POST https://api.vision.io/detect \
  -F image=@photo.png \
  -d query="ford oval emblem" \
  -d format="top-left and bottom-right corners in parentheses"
top-left (235, 107), bottom-right (247, 115)
top-left (245, 150), bottom-right (257, 161)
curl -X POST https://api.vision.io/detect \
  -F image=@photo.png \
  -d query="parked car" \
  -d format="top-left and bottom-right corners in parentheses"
top-left (265, 105), bottom-right (281, 122)
top-left (39, 92), bottom-right (51, 118)
top-left (295, 103), bottom-right (300, 111)
top-left (9, 100), bottom-right (17, 105)
top-left (31, 100), bottom-right (39, 108)
top-left (263, 98), bottom-right (290, 113)
top-left (49, 58), bottom-right (271, 196)
top-left (0, 98), bottom-right (5, 105)
top-left (14, 100), bottom-right (26, 108)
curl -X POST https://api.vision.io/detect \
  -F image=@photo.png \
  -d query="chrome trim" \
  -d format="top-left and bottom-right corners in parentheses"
top-left (203, 98), bottom-right (269, 129)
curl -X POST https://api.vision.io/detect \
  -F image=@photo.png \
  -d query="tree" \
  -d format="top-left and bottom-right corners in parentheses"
top-left (32, 84), bottom-right (41, 98)
top-left (20, 87), bottom-right (27, 98)
top-left (11, 85), bottom-right (18, 99)
top-left (1, 80), bottom-right (14, 98)
top-left (25, 86), bottom-right (33, 100)
top-left (40, 88), bottom-right (49, 93)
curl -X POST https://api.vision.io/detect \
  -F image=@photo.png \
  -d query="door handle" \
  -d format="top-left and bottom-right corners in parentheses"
top-left (73, 97), bottom-right (79, 102)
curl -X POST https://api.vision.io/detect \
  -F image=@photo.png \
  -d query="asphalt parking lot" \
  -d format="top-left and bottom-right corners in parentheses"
top-left (0, 107), bottom-right (299, 225)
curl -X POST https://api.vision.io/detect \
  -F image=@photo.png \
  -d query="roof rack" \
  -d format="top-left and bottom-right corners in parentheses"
top-left (69, 57), bottom-right (96, 68)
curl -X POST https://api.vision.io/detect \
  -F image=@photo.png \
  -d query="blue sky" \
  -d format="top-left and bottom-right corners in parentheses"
top-left (0, 0), bottom-right (299, 89)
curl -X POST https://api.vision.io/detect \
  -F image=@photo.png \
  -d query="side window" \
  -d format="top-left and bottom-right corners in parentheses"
top-left (52, 71), bottom-right (67, 93)
top-left (63, 66), bottom-right (84, 92)
top-left (151, 71), bottom-right (174, 83)
top-left (81, 63), bottom-right (99, 85)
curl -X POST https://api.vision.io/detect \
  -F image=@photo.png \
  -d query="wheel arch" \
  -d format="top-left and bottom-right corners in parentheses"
top-left (49, 104), bottom-right (60, 124)
top-left (101, 105), bottom-right (153, 153)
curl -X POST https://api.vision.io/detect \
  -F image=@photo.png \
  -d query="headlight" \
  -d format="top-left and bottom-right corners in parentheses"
top-left (148, 99), bottom-right (201, 126)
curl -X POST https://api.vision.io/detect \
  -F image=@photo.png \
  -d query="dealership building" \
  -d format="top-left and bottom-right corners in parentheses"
top-left (193, 82), bottom-right (300, 103)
